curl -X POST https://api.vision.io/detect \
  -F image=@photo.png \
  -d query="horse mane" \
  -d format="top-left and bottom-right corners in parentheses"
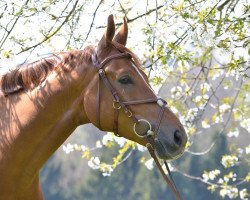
top-left (0, 43), bottom-right (141, 96)
top-left (0, 46), bottom-right (95, 96)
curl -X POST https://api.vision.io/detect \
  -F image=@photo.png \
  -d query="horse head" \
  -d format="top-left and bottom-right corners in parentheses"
top-left (84, 15), bottom-right (187, 160)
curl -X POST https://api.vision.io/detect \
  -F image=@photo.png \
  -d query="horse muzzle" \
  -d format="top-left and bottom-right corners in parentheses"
top-left (155, 129), bottom-right (187, 160)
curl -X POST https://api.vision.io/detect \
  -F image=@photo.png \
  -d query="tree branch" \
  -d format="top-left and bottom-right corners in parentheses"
top-left (17, 0), bottom-right (79, 55)
top-left (0, 0), bottom-right (30, 48)
top-left (96, 3), bottom-right (166, 28)
top-left (81, 0), bottom-right (103, 45)
top-left (185, 142), bottom-right (215, 156)
top-left (217, 0), bottom-right (231, 11)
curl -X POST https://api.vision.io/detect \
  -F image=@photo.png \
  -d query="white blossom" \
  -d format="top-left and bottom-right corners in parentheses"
top-left (62, 143), bottom-right (74, 154)
top-left (114, 136), bottom-right (127, 147)
top-left (202, 170), bottom-right (220, 181)
top-left (217, 178), bottom-right (224, 184)
top-left (80, 145), bottom-right (87, 151)
top-left (211, 68), bottom-right (224, 80)
top-left (227, 128), bottom-right (239, 138)
top-left (88, 157), bottom-right (100, 170)
top-left (202, 94), bottom-right (209, 100)
top-left (200, 82), bottom-right (211, 92)
top-left (137, 144), bottom-right (147, 152)
top-left (102, 165), bottom-right (113, 176)
top-left (194, 95), bottom-right (202, 102)
top-left (170, 86), bottom-right (183, 98)
top-left (240, 118), bottom-right (250, 131)
top-left (214, 115), bottom-right (223, 123)
top-left (202, 119), bottom-right (211, 129)
top-left (246, 145), bottom-right (250, 154)
top-left (221, 155), bottom-right (238, 168)
top-left (95, 140), bottom-right (102, 148)
top-left (219, 104), bottom-right (231, 113)
top-left (228, 187), bottom-right (238, 199)
top-left (145, 158), bottom-right (154, 170)
top-left (239, 189), bottom-right (249, 200)
top-left (102, 133), bottom-right (114, 146)
top-left (220, 188), bottom-right (228, 198)
top-left (220, 187), bottom-right (238, 199)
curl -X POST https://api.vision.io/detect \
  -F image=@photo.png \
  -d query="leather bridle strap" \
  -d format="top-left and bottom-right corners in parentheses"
top-left (92, 51), bottom-right (182, 200)
top-left (153, 99), bottom-right (166, 136)
top-left (146, 141), bottom-right (181, 200)
top-left (92, 52), bottom-right (138, 133)
top-left (96, 77), bottom-right (101, 129)
top-left (122, 99), bottom-right (159, 105)
top-left (97, 52), bottom-right (132, 70)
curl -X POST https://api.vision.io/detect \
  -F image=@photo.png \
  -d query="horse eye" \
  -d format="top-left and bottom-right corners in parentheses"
top-left (118, 75), bottom-right (133, 85)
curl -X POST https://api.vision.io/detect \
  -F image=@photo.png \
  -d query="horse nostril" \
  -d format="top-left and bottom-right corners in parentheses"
top-left (174, 130), bottom-right (182, 146)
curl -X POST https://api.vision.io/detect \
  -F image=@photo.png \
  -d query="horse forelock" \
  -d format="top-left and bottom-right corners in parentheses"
top-left (112, 42), bottom-right (142, 70)
top-left (0, 46), bottom-right (95, 96)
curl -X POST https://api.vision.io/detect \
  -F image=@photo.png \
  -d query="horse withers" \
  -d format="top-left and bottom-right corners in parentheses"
top-left (0, 15), bottom-right (187, 200)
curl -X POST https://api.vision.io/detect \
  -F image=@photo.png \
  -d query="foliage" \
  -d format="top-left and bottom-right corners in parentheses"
top-left (1, 0), bottom-right (249, 199)
top-left (41, 130), bottom-right (248, 200)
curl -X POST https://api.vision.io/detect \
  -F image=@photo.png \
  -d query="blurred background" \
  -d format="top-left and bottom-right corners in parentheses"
top-left (0, 0), bottom-right (249, 199)
top-left (40, 123), bottom-right (249, 200)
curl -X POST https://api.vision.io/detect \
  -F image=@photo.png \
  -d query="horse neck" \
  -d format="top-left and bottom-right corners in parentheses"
top-left (0, 53), bottom-right (93, 191)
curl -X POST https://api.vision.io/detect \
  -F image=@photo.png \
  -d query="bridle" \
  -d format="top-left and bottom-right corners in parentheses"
top-left (92, 50), bottom-right (181, 199)
top-left (91, 50), bottom-right (182, 200)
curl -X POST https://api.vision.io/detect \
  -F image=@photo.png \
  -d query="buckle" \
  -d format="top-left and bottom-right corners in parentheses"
top-left (98, 69), bottom-right (105, 75)
top-left (113, 101), bottom-right (121, 109)
top-left (126, 110), bottom-right (133, 117)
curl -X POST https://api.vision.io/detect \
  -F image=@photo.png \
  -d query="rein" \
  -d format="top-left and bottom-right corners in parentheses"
top-left (91, 51), bottom-right (182, 200)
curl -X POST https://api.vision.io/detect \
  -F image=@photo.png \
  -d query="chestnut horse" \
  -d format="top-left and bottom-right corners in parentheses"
top-left (0, 15), bottom-right (187, 200)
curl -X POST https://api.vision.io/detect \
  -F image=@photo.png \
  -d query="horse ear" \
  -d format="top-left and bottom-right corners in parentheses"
top-left (113, 17), bottom-right (128, 46)
top-left (98, 15), bottom-right (115, 50)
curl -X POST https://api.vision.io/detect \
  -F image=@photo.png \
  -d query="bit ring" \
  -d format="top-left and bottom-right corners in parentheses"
top-left (133, 119), bottom-right (153, 138)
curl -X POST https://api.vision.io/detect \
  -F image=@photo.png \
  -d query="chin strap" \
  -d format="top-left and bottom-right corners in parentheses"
top-left (146, 138), bottom-right (182, 200)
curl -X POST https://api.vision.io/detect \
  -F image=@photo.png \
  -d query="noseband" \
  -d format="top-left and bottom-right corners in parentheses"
top-left (91, 51), bottom-right (181, 200)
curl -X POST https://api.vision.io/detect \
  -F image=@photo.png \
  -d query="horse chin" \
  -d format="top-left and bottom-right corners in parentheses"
top-left (154, 139), bottom-right (174, 160)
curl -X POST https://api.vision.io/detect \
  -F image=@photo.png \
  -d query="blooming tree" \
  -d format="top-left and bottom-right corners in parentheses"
top-left (0, 0), bottom-right (249, 199)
